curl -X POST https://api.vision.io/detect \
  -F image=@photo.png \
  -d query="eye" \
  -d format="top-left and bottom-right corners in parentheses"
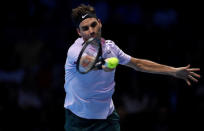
top-left (82, 26), bottom-right (89, 31)
top-left (91, 22), bottom-right (97, 28)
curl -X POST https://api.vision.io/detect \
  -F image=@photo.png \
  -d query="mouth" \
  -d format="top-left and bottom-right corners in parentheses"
top-left (91, 35), bottom-right (96, 38)
top-left (90, 33), bottom-right (97, 38)
top-left (89, 34), bottom-right (100, 39)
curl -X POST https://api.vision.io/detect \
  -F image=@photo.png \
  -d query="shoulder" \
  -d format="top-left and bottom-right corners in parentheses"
top-left (68, 37), bottom-right (83, 52)
top-left (69, 37), bottom-right (83, 48)
top-left (105, 39), bottom-right (116, 46)
top-left (66, 37), bottom-right (83, 62)
top-left (104, 39), bottom-right (121, 51)
top-left (74, 37), bottom-right (84, 45)
top-left (104, 39), bottom-right (118, 50)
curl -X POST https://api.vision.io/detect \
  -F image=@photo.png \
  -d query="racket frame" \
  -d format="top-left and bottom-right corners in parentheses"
top-left (76, 37), bottom-right (102, 74)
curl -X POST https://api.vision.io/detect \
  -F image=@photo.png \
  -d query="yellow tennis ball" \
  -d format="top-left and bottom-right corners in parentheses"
top-left (105, 57), bottom-right (119, 69)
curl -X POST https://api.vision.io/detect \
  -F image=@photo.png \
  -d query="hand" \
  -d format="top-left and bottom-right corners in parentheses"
top-left (102, 65), bottom-right (115, 72)
top-left (174, 64), bottom-right (200, 86)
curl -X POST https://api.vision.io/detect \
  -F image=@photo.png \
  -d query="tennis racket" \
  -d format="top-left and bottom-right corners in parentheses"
top-left (76, 37), bottom-right (119, 74)
top-left (76, 37), bottom-right (104, 74)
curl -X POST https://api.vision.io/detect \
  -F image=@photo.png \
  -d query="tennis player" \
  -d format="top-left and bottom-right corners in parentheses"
top-left (64, 4), bottom-right (200, 131)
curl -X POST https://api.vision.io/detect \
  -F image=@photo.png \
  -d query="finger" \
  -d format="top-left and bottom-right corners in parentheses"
top-left (188, 75), bottom-right (198, 82)
top-left (185, 64), bottom-right (190, 68)
top-left (185, 79), bottom-right (191, 86)
top-left (190, 72), bottom-right (201, 78)
top-left (188, 68), bottom-right (200, 71)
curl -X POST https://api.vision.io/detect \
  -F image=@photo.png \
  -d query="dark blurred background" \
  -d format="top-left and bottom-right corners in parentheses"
top-left (1, 0), bottom-right (204, 131)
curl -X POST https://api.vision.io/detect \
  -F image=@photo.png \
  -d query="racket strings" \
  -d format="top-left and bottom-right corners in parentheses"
top-left (77, 37), bottom-right (102, 73)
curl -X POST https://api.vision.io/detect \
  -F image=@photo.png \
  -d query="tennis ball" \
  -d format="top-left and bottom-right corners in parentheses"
top-left (105, 57), bottom-right (119, 69)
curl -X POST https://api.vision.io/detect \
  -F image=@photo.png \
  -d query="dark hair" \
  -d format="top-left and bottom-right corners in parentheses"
top-left (71, 4), bottom-right (97, 27)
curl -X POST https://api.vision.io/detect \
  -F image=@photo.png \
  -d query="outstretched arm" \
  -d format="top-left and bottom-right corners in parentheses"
top-left (125, 57), bottom-right (200, 86)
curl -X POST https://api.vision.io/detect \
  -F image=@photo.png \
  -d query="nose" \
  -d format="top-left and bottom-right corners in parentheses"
top-left (89, 27), bottom-right (95, 36)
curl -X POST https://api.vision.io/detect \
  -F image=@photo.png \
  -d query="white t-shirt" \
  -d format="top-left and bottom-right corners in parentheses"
top-left (64, 37), bottom-right (131, 119)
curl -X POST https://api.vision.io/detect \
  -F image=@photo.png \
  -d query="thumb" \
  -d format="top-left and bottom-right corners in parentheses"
top-left (185, 64), bottom-right (190, 69)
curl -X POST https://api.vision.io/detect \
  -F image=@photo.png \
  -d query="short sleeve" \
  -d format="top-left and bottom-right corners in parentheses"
top-left (104, 40), bottom-right (131, 65)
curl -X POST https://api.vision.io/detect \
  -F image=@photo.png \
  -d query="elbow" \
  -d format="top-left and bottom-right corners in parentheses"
top-left (127, 58), bottom-right (144, 71)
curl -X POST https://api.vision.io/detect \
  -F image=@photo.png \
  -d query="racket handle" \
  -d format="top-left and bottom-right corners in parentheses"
top-left (94, 58), bottom-right (105, 69)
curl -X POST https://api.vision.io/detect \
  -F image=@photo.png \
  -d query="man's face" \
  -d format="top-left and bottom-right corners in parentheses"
top-left (77, 18), bottom-right (102, 41)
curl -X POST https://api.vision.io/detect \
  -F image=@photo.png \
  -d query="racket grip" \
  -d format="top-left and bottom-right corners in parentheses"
top-left (95, 58), bottom-right (105, 70)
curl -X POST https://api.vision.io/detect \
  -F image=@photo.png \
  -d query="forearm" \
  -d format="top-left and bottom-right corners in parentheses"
top-left (126, 57), bottom-right (176, 76)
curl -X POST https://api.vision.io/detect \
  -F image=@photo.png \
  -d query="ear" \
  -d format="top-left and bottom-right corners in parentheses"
top-left (76, 28), bottom-right (81, 36)
top-left (97, 19), bottom-right (102, 28)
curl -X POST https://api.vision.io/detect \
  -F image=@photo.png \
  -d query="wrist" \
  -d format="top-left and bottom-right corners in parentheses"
top-left (102, 65), bottom-right (115, 72)
top-left (169, 67), bottom-right (177, 77)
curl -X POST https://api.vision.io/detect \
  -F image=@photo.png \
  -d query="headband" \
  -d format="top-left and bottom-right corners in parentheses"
top-left (75, 13), bottom-right (98, 27)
